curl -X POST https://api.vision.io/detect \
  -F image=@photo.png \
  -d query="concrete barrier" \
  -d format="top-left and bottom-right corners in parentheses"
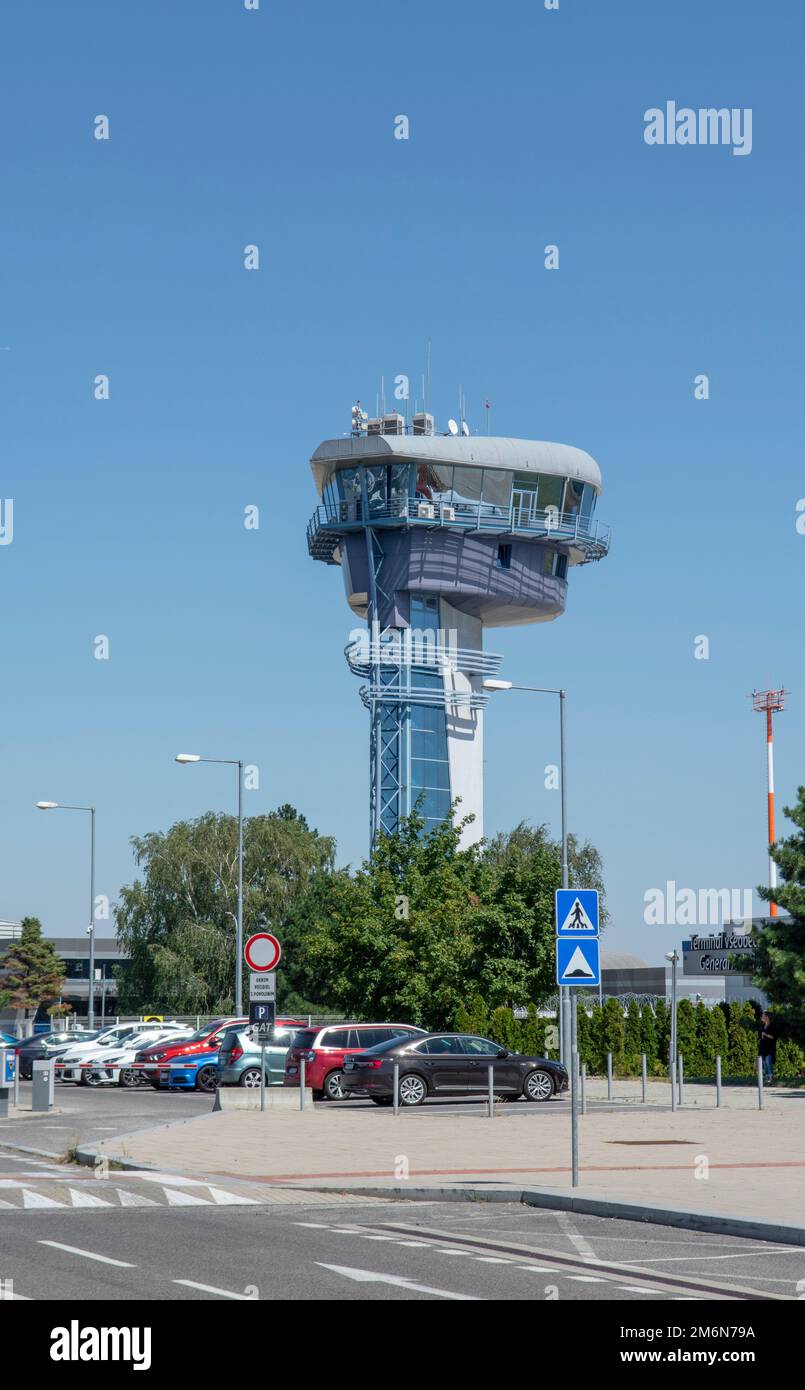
top-left (213, 1086), bottom-right (314, 1113)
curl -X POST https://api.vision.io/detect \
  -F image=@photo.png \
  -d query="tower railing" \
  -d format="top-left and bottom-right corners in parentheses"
top-left (307, 496), bottom-right (611, 563)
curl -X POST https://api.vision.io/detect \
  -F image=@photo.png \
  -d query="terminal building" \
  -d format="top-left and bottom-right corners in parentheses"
top-left (0, 927), bottom-right (128, 1025)
top-left (307, 413), bottom-right (611, 844)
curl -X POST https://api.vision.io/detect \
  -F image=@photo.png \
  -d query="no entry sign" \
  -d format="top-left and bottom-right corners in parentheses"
top-left (244, 932), bottom-right (282, 973)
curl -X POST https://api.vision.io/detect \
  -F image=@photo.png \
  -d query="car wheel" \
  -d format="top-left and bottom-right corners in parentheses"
top-left (81, 1072), bottom-right (103, 1088)
top-left (371, 1096), bottom-right (394, 1106)
top-left (196, 1065), bottom-right (219, 1093)
top-left (118, 1068), bottom-right (140, 1089)
top-left (324, 1070), bottom-right (349, 1101)
top-left (398, 1073), bottom-right (428, 1107)
top-left (240, 1068), bottom-right (263, 1088)
top-left (524, 1068), bottom-right (555, 1102)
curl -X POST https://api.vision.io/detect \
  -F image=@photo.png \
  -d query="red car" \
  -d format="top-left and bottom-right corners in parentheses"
top-left (133, 1017), bottom-right (246, 1088)
top-left (284, 1022), bottom-right (425, 1101)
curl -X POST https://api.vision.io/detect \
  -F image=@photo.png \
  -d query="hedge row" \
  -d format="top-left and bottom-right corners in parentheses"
top-left (453, 996), bottom-right (805, 1079)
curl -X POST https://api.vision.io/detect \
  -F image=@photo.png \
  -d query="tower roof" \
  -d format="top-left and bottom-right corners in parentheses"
top-left (310, 435), bottom-right (602, 498)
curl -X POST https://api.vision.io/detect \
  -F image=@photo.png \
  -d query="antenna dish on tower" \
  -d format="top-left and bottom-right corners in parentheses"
top-left (447, 418), bottom-right (459, 436)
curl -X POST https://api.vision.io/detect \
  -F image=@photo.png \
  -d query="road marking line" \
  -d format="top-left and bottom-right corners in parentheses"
top-left (38, 1242), bottom-right (135, 1268)
top-left (567, 1275), bottom-right (607, 1283)
top-left (294, 1222), bottom-right (332, 1228)
top-left (518, 1266), bottom-right (554, 1273)
top-left (22, 1190), bottom-right (64, 1209)
top-left (68, 1187), bottom-right (114, 1209)
top-left (474, 1256), bottom-right (512, 1264)
top-left (628, 1248), bottom-right (795, 1265)
top-left (555, 1211), bottom-right (598, 1263)
top-left (163, 1188), bottom-right (210, 1206)
top-left (173, 1280), bottom-right (256, 1300)
top-left (618, 1285), bottom-right (660, 1294)
top-left (115, 1188), bottom-right (160, 1208)
top-left (318, 1263), bottom-right (482, 1300)
top-left (207, 1186), bottom-right (260, 1206)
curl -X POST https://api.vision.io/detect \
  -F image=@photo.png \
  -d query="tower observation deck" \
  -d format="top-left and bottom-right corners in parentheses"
top-left (307, 422), bottom-right (610, 846)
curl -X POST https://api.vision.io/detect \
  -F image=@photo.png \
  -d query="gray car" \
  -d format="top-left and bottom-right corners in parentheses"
top-left (217, 1022), bottom-right (303, 1088)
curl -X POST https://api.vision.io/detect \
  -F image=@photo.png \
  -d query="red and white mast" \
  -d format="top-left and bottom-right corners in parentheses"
top-left (752, 688), bottom-right (786, 917)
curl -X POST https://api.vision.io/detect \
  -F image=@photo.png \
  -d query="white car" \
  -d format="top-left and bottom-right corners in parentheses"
top-left (54, 1022), bottom-right (191, 1084)
top-left (81, 1028), bottom-right (191, 1088)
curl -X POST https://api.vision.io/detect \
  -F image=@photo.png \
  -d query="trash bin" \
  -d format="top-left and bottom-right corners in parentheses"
top-left (32, 1058), bottom-right (55, 1112)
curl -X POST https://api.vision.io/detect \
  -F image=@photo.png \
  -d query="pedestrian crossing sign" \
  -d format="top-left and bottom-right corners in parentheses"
top-left (556, 936), bottom-right (600, 987)
top-left (555, 888), bottom-right (599, 936)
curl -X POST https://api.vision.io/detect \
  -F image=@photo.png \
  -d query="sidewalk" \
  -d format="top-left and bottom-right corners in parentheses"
top-left (84, 1082), bottom-right (805, 1238)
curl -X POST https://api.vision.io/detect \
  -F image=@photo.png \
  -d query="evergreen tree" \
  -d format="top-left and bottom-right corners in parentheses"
top-left (640, 1004), bottom-right (658, 1064)
top-left (676, 999), bottom-right (699, 1073)
top-left (751, 786), bottom-right (805, 1044)
top-left (709, 1003), bottom-right (729, 1070)
top-left (600, 998), bottom-right (625, 1071)
top-left (624, 1000), bottom-right (642, 1060)
top-left (726, 1001), bottom-right (757, 1076)
top-left (694, 1001), bottom-right (715, 1074)
top-left (0, 918), bottom-right (65, 1022)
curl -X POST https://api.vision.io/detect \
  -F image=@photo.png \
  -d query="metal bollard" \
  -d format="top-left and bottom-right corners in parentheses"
top-left (300, 1057), bottom-right (306, 1111)
top-left (757, 1055), bottom-right (764, 1110)
top-left (393, 1061), bottom-right (400, 1115)
top-left (715, 1054), bottom-right (722, 1107)
top-left (606, 1051), bottom-right (613, 1101)
top-left (669, 1059), bottom-right (676, 1112)
top-left (678, 1054), bottom-right (685, 1108)
top-left (488, 1064), bottom-right (494, 1118)
top-left (580, 1062), bottom-right (587, 1114)
top-left (641, 1052), bottom-right (647, 1103)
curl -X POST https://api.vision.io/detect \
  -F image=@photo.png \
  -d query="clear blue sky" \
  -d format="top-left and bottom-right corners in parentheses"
top-left (1, 1), bottom-right (802, 964)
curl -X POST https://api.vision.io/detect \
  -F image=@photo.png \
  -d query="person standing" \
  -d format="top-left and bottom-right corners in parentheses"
top-left (758, 1011), bottom-right (776, 1082)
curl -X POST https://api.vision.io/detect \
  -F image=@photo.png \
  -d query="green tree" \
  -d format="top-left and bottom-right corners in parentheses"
top-left (624, 1001), bottom-right (642, 1060)
top-left (115, 807), bottom-right (334, 1014)
top-left (751, 787), bottom-right (805, 1044)
top-left (709, 1003), bottom-right (729, 1070)
top-left (726, 1002), bottom-right (757, 1077)
top-left (640, 1004), bottom-right (658, 1064)
top-left (676, 999), bottom-right (699, 1074)
top-left (654, 998), bottom-right (671, 1067)
top-left (301, 811), bottom-right (607, 1028)
top-left (599, 998), bottom-right (625, 1072)
top-left (0, 918), bottom-right (65, 1022)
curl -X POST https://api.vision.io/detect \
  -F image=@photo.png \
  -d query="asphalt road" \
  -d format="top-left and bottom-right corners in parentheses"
top-left (0, 1173), bottom-right (802, 1302)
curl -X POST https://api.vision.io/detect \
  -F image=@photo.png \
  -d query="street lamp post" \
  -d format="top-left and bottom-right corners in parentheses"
top-left (175, 755), bottom-right (245, 1015)
top-left (665, 949), bottom-right (679, 1112)
top-left (483, 679), bottom-right (571, 1066)
top-left (36, 802), bottom-right (96, 1029)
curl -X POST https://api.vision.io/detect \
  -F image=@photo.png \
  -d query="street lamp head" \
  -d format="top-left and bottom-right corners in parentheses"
top-left (665, 950), bottom-right (679, 963)
top-left (482, 679), bottom-right (514, 692)
top-left (36, 801), bottom-right (59, 810)
top-left (175, 754), bottom-right (202, 764)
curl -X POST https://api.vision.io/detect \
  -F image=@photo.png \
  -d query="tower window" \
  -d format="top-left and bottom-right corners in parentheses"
top-left (496, 544), bottom-right (512, 570)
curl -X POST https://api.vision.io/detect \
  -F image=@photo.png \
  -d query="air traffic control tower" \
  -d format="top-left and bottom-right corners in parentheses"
top-left (306, 410), bottom-right (610, 846)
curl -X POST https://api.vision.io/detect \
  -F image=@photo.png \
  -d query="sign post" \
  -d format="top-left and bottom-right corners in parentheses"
top-left (244, 934), bottom-right (281, 1112)
top-left (556, 889), bottom-right (600, 1189)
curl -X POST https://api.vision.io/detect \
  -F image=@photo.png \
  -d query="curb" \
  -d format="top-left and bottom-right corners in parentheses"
top-left (289, 1182), bottom-right (805, 1247)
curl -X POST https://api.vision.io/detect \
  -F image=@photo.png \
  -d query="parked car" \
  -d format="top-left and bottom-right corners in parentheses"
top-left (54, 1022), bottom-right (192, 1084)
top-left (218, 1021), bottom-right (308, 1088)
top-left (80, 1027), bottom-right (193, 1088)
top-left (284, 1023), bottom-right (426, 1101)
top-left (0, 1030), bottom-right (19, 1049)
top-left (153, 1045), bottom-right (222, 1092)
top-left (15, 1030), bottom-right (99, 1079)
top-left (340, 1032), bottom-right (569, 1106)
top-left (131, 1017), bottom-right (248, 1088)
